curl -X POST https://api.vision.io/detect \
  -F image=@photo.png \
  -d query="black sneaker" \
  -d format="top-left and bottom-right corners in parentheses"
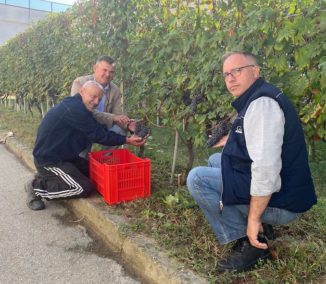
top-left (217, 236), bottom-right (272, 272)
top-left (25, 178), bottom-right (45, 210)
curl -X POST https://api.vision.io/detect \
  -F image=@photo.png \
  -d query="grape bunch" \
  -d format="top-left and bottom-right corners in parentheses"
top-left (135, 121), bottom-right (151, 139)
top-left (190, 93), bottom-right (204, 114)
top-left (206, 120), bottom-right (232, 148)
top-left (182, 90), bottom-right (192, 106)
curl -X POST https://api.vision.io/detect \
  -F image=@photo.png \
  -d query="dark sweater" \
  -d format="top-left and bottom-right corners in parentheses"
top-left (33, 93), bottom-right (126, 165)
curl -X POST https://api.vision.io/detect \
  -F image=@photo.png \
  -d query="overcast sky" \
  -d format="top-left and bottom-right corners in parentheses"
top-left (1, 0), bottom-right (75, 11)
top-left (48, 0), bottom-right (75, 5)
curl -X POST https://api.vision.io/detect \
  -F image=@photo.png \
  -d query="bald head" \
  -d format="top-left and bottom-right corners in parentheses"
top-left (222, 51), bottom-right (259, 65)
top-left (80, 80), bottom-right (104, 112)
top-left (82, 80), bottom-right (104, 92)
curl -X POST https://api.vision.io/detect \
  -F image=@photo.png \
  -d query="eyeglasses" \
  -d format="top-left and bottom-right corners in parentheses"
top-left (222, 65), bottom-right (256, 79)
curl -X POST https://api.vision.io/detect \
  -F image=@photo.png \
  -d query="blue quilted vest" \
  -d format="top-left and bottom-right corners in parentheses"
top-left (221, 78), bottom-right (316, 213)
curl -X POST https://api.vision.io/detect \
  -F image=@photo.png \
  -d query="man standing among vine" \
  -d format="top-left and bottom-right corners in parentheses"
top-left (187, 51), bottom-right (317, 272)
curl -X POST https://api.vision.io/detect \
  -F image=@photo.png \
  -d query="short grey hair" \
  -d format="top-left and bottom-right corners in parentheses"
top-left (82, 80), bottom-right (104, 92)
top-left (222, 51), bottom-right (259, 65)
top-left (96, 55), bottom-right (115, 66)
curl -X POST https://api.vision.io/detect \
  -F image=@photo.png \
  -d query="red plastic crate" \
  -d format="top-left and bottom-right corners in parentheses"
top-left (89, 149), bottom-right (151, 205)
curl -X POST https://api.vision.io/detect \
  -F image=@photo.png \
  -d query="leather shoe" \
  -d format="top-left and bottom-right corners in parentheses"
top-left (217, 236), bottom-right (271, 272)
top-left (25, 178), bottom-right (45, 210)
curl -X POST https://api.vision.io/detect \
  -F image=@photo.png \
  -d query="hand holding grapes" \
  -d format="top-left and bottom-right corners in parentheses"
top-left (212, 135), bottom-right (228, 148)
top-left (206, 120), bottom-right (232, 148)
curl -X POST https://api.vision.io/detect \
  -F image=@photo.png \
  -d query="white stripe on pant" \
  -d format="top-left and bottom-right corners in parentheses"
top-left (34, 166), bottom-right (84, 199)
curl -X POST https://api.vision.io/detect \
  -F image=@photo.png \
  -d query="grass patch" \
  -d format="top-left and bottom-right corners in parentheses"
top-left (0, 104), bottom-right (40, 148)
top-left (0, 103), bottom-right (325, 283)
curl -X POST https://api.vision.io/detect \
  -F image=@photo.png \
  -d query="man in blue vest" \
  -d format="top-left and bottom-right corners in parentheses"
top-left (187, 51), bottom-right (317, 272)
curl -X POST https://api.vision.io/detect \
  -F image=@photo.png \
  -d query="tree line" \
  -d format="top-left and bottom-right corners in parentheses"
top-left (0, 0), bottom-right (325, 174)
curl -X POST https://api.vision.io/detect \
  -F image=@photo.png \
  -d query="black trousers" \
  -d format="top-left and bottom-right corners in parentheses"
top-left (33, 157), bottom-right (96, 200)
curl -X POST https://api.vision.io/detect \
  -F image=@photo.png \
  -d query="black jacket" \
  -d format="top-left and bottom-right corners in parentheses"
top-left (33, 93), bottom-right (126, 165)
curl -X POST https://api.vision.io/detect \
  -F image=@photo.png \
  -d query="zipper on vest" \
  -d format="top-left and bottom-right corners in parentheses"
top-left (219, 146), bottom-right (226, 214)
top-left (218, 127), bottom-right (233, 214)
top-left (219, 200), bottom-right (224, 213)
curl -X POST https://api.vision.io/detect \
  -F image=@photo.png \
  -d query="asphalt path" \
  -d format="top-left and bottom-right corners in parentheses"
top-left (0, 144), bottom-right (141, 284)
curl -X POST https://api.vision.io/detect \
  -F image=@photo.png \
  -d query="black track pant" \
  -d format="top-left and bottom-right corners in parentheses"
top-left (33, 157), bottom-right (96, 200)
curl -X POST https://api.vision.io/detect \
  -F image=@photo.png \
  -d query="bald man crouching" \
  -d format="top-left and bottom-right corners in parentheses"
top-left (25, 81), bottom-right (146, 210)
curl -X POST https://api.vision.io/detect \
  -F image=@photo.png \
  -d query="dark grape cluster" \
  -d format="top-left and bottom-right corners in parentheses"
top-left (190, 93), bottom-right (204, 114)
top-left (182, 90), bottom-right (192, 106)
top-left (206, 120), bottom-right (232, 148)
top-left (135, 121), bottom-right (151, 139)
top-left (262, 223), bottom-right (276, 240)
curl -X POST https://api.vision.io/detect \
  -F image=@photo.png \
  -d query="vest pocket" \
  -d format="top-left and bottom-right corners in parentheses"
top-left (230, 156), bottom-right (251, 173)
top-left (233, 171), bottom-right (251, 203)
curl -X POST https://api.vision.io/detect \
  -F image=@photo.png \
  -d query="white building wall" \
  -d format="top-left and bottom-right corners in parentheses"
top-left (0, 4), bottom-right (48, 45)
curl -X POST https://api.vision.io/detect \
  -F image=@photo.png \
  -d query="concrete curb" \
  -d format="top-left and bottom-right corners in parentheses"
top-left (3, 133), bottom-right (207, 284)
